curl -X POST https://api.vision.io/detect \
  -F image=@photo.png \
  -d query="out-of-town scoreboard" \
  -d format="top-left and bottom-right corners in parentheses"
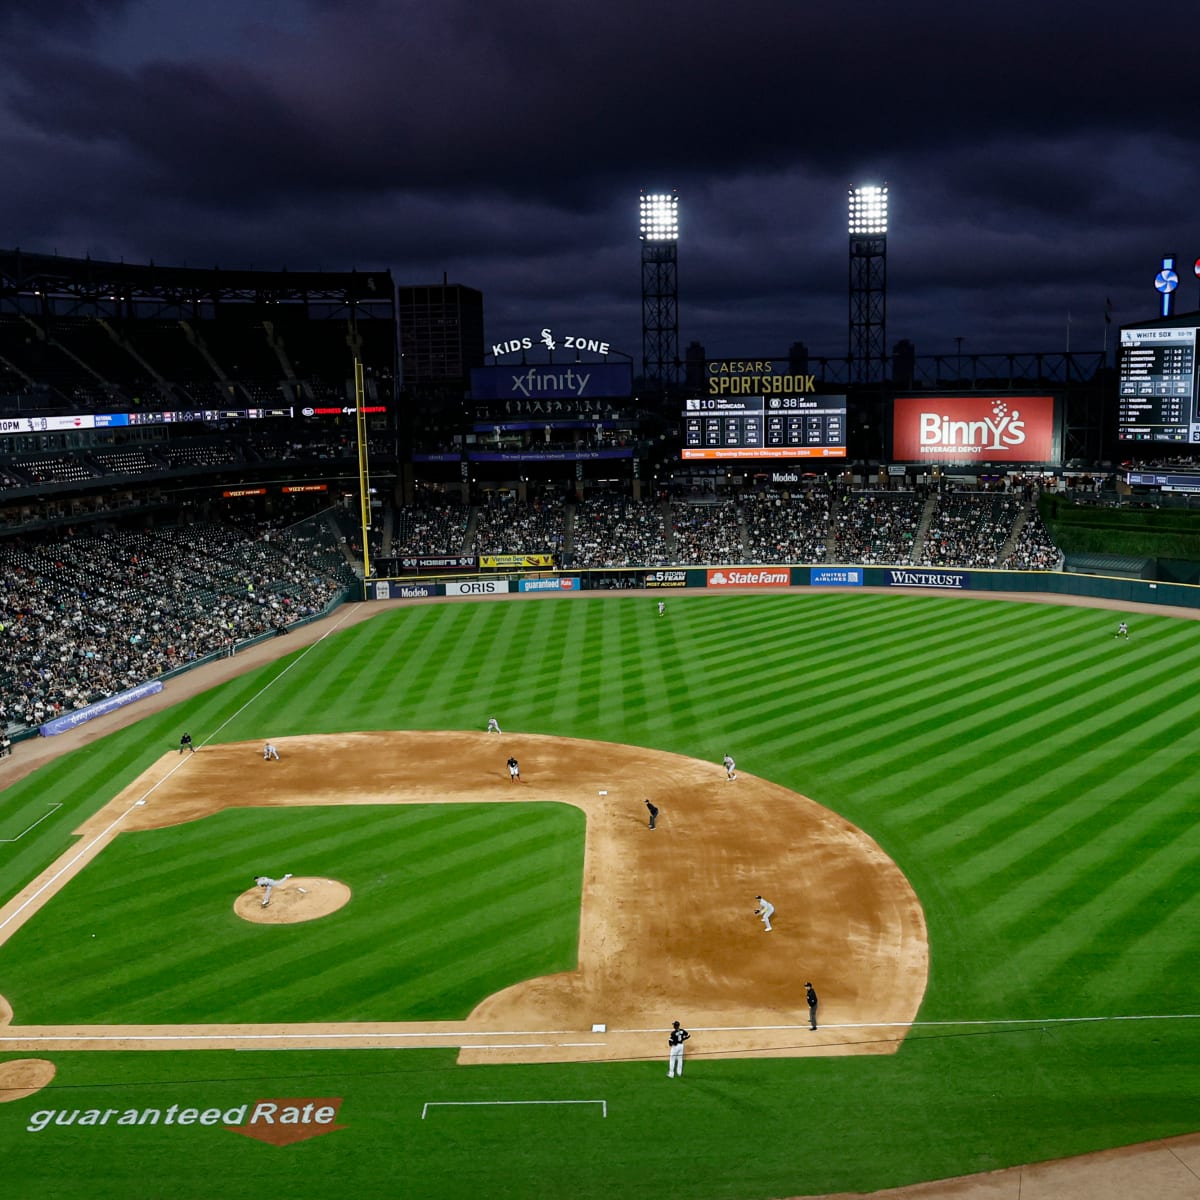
top-left (681, 395), bottom-right (847, 460)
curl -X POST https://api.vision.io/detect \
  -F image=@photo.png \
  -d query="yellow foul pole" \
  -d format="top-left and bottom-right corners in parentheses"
top-left (353, 357), bottom-right (372, 589)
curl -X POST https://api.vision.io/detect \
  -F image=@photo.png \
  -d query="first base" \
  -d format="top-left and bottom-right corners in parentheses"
top-left (598, 790), bottom-right (608, 796)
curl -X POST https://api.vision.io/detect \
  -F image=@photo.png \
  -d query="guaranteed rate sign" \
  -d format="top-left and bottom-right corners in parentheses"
top-left (892, 395), bottom-right (1059, 464)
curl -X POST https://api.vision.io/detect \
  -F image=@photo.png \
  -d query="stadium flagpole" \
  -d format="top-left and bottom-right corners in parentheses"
top-left (353, 356), bottom-right (373, 595)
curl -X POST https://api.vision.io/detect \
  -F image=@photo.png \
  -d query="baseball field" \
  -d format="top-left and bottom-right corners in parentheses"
top-left (1, 588), bottom-right (1199, 1199)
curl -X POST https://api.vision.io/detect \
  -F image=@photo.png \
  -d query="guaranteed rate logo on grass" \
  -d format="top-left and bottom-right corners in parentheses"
top-left (25, 1097), bottom-right (346, 1146)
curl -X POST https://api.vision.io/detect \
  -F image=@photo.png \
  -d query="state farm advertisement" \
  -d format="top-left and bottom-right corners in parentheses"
top-left (892, 395), bottom-right (1059, 463)
top-left (706, 568), bottom-right (790, 589)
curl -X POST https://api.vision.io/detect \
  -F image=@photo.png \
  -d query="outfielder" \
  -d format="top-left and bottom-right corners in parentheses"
top-left (262, 742), bottom-right (280, 760)
top-left (487, 717), bottom-right (502, 734)
top-left (1115, 621), bottom-right (1129, 639)
top-left (667, 1020), bottom-right (690, 1077)
top-left (755, 895), bottom-right (774, 931)
top-left (657, 600), bottom-right (665, 617)
top-left (254, 873), bottom-right (292, 907)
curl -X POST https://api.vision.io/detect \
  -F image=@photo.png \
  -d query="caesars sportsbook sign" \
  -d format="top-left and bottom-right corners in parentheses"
top-left (892, 396), bottom-right (1059, 463)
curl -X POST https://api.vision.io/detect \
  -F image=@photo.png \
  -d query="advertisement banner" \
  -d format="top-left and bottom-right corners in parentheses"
top-left (644, 570), bottom-right (690, 588)
top-left (393, 583), bottom-right (442, 598)
top-left (892, 395), bottom-right (1057, 463)
top-left (480, 554), bottom-right (554, 569)
top-left (470, 362), bottom-right (633, 400)
top-left (39, 681), bottom-right (164, 737)
top-left (517, 577), bottom-right (581, 592)
top-left (444, 580), bottom-right (511, 596)
top-left (705, 568), bottom-right (791, 589)
top-left (810, 567), bottom-right (864, 587)
top-left (884, 569), bottom-right (971, 590)
top-left (398, 555), bottom-right (476, 571)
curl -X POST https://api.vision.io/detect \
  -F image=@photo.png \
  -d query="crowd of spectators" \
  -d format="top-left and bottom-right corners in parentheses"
top-left (471, 495), bottom-right (565, 556)
top-left (834, 493), bottom-right (923, 564)
top-left (920, 493), bottom-right (1023, 568)
top-left (669, 500), bottom-right (745, 564)
top-left (0, 518), bottom-right (354, 733)
top-left (391, 503), bottom-right (470, 556)
top-left (571, 496), bottom-right (670, 568)
top-left (1007, 509), bottom-right (1062, 570)
top-left (742, 488), bottom-right (831, 563)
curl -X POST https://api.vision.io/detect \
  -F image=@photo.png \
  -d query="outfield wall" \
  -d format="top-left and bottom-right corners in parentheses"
top-left (367, 567), bottom-right (1200, 609)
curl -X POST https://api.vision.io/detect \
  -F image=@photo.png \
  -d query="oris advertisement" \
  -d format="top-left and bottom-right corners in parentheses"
top-left (892, 395), bottom-right (1059, 464)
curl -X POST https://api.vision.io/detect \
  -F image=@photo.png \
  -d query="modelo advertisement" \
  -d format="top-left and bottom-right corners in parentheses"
top-left (517, 577), bottom-right (581, 593)
top-left (892, 395), bottom-right (1059, 463)
top-left (445, 580), bottom-right (511, 596)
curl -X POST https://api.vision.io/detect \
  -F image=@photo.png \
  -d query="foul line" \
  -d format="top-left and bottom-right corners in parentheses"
top-left (0, 803), bottom-right (62, 843)
top-left (421, 1100), bottom-right (606, 1119)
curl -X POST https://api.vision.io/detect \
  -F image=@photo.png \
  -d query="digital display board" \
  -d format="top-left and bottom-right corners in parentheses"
top-left (891, 395), bottom-right (1059, 464)
top-left (1118, 324), bottom-right (1200, 443)
top-left (680, 395), bottom-right (847, 460)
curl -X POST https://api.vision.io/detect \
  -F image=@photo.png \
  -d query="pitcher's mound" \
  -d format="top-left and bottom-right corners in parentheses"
top-left (233, 876), bottom-right (351, 924)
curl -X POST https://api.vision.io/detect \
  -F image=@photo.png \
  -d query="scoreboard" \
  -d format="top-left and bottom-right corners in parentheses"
top-left (1118, 324), bottom-right (1200, 443)
top-left (681, 395), bottom-right (847, 460)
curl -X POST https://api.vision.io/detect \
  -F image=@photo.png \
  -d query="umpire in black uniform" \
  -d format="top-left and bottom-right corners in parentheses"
top-left (805, 981), bottom-right (819, 1030)
top-left (645, 799), bottom-right (659, 829)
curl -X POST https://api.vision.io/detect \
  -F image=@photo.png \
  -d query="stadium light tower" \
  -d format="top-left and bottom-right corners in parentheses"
top-left (848, 183), bottom-right (888, 384)
top-left (640, 189), bottom-right (680, 391)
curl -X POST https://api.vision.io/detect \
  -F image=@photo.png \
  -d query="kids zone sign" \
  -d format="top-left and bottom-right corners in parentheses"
top-left (474, 326), bottom-right (633, 400)
top-left (892, 395), bottom-right (1059, 463)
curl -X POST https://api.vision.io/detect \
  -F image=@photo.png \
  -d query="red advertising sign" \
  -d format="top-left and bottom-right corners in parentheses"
top-left (706, 568), bottom-right (791, 588)
top-left (892, 396), bottom-right (1057, 463)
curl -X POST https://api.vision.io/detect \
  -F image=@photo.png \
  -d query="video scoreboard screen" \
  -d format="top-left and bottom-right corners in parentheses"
top-left (681, 395), bottom-right (847, 460)
top-left (1118, 324), bottom-right (1200, 443)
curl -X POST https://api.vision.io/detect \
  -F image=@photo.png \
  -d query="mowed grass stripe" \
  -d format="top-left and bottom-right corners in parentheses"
top-left (0, 801), bottom-right (583, 1024)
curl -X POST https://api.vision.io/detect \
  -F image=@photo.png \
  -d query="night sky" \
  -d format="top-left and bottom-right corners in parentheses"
top-left (4, 0), bottom-right (1199, 363)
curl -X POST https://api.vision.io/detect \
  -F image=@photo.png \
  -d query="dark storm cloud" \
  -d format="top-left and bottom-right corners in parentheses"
top-left (0, 0), bottom-right (1197, 358)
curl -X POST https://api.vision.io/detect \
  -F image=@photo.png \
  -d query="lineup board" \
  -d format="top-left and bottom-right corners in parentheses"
top-left (1118, 326), bottom-right (1200, 443)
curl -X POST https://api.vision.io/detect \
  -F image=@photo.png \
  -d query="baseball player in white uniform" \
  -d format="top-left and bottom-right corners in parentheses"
top-left (254, 873), bottom-right (292, 907)
top-left (657, 601), bottom-right (665, 617)
top-left (487, 717), bottom-right (502, 733)
top-left (755, 895), bottom-right (774, 931)
top-left (667, 1020), bottom-right (690, 1077)
top-left (723, 754), bottom-right (737, 780)
top-left (262, 742), bottom-right (280, 760)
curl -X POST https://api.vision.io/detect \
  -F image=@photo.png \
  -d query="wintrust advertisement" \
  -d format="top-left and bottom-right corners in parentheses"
top-left (892, 395), bottom-right (1059, 463)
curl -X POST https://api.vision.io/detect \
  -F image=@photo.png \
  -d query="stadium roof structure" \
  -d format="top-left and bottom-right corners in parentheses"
top-left (0, 249), bottom-right (393, 314)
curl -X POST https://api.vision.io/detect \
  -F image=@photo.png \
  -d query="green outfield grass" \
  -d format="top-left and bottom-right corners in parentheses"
top-left (2, 590), bottom-right (1200, 1200)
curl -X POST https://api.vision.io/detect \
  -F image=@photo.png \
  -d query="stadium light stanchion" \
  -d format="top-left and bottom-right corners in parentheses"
top-left (353, 356), bottom-right (372, 594)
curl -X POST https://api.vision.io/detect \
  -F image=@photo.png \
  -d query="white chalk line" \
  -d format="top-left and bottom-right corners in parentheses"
top-left (3, 1013), bottom-right (1198, 1048)
top-left (0, 605), bottom-right (361, 940)
top-left (0, 802), bottom-right (62, 843)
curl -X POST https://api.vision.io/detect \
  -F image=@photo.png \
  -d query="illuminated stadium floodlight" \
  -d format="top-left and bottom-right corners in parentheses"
top-left (848, 183), bottom-right (888, 383)
top-left (640, 189), bottom-right (680, 389)
top-left (640, 191), bottom-right (679, 241)
top-left (848, 184), bottom-right (888, 235)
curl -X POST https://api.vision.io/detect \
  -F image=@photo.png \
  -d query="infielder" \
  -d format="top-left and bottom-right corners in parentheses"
top-left (755, 894), bottom-right (774, 931)
top-left (262, 742), bottom-right (280, 760)
top-left (487, 717), bottom-right (502, 733)
top-left (254, 873), bottom-right (292, 907)
top-left (723, 754), bottom-right (737, 781)
top-left (667, 1020), bottom-right (690, 1077)
top-left (507, 756), bottom-right (521, 782)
